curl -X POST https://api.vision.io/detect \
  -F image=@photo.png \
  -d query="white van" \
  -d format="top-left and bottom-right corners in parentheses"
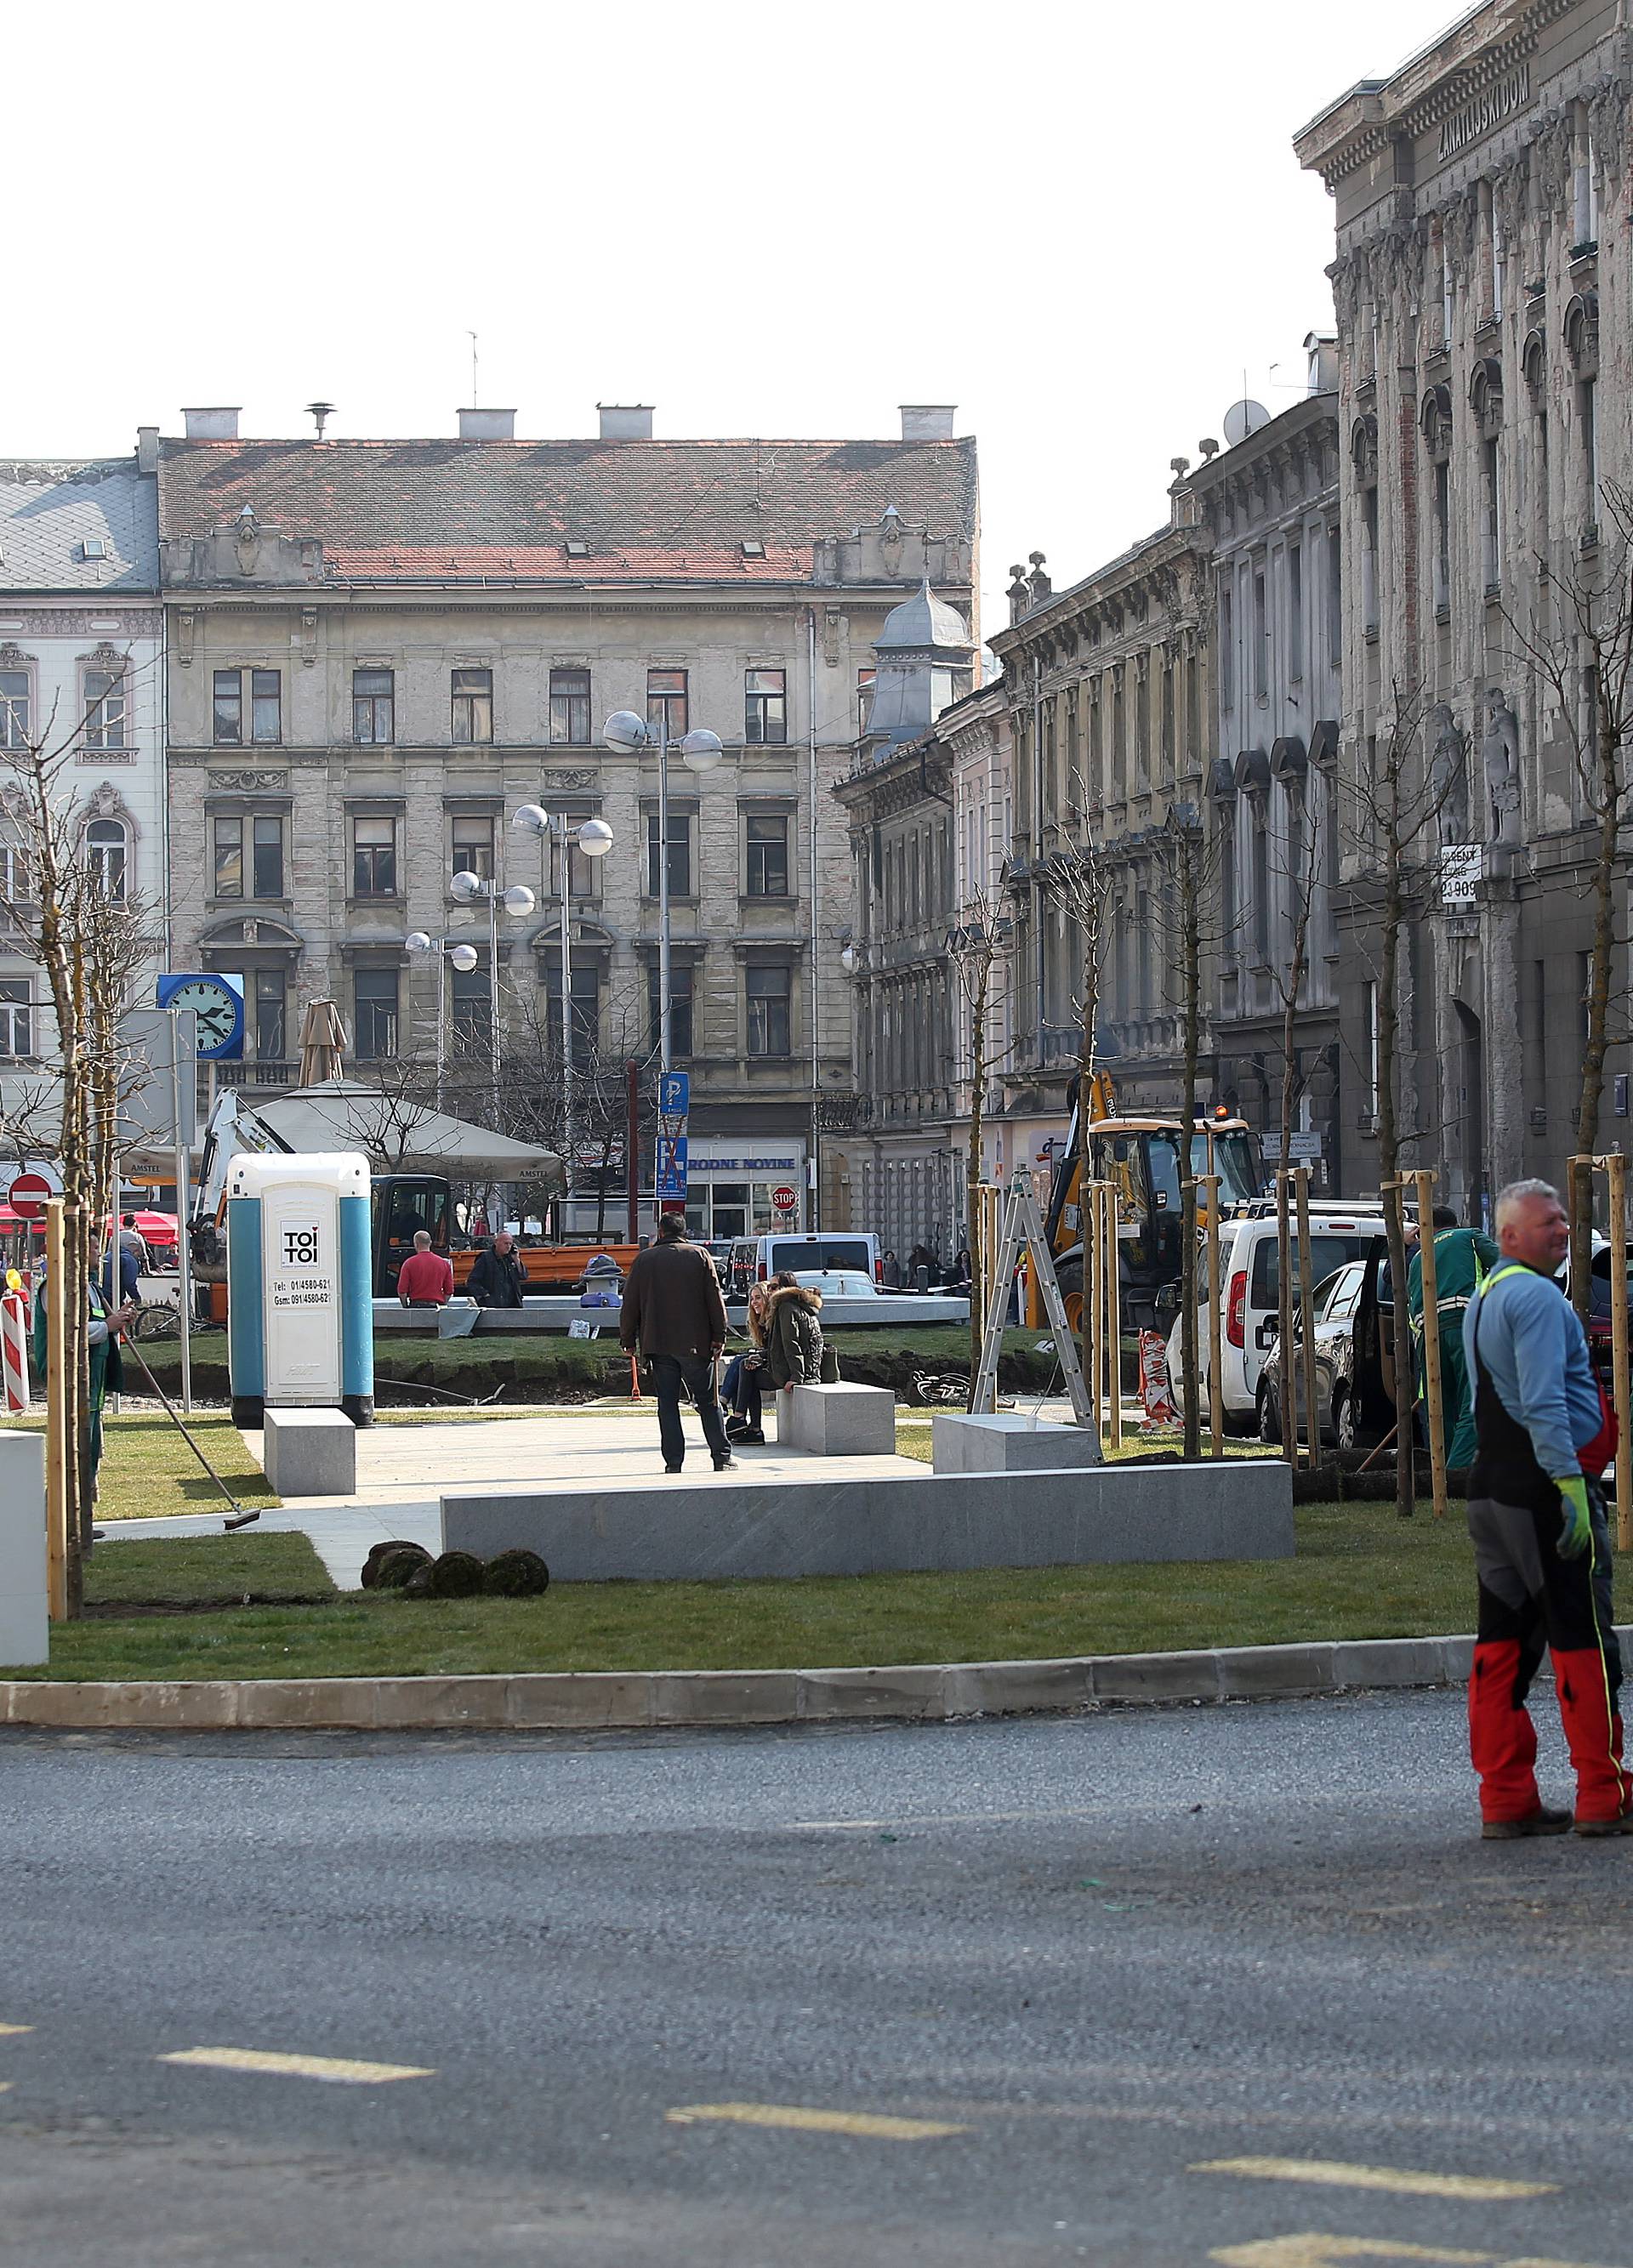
top-left (747, 1231), bottom-right (883, 1287)
top-left (1166, 1203), bottom-right (1388, 1430)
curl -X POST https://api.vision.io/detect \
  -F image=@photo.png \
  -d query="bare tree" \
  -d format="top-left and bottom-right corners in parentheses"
top-left (1502, 480), bottom-right (1633, 1307)
top-left (1263, 776), bottom-right (1324, 1463)
top-left (947, 889), bottom-right (1011, 1404)
top-left (1041, 821), bottom-right (1112, 1420)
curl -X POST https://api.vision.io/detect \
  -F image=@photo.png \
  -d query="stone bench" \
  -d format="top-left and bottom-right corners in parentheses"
top-left (441, 1458), bottom-right (1294, 1583)
top-left (263, 1407), bottom-right (356, 1498)
top-left (932, 1412), bottom-right (1104, 1472)
top-left (0, 1430), bottom-right (47, 1666)
top-left (771, 1380), bottom-right (896, 1456)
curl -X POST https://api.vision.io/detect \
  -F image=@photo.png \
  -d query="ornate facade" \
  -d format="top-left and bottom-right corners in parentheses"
top-left (1297, 0), bottom-right (1633, 1216)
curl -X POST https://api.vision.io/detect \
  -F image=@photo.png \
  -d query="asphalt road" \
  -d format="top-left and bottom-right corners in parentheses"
top-left (3, 1691), bottom-right (1630, 2268)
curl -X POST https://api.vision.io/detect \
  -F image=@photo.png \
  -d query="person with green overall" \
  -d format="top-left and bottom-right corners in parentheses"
top-left (1407, 1206), bottom-right (1499, 1475)
top-left (31, 1263), bottom-right (134, 1504)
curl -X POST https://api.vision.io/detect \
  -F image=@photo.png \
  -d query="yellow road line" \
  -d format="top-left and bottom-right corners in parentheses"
top-left (1194, 2158), bottom-right (1556, 2202)
top-left (666, 2100), bottom-right (969, 2140)
top-left (0, 2025), bottom-right (32, 2037)
top-left (158, 2047), bottom-right (434, 2085)
top-left (1212, 2239), bottom-right (1610, 2268)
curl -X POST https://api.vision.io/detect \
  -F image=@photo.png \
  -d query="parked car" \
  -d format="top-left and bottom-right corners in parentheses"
top-left (1255, 1261), bottom-right (1368, 1446)
top-left (746, 1231), bottom-right (884, 1285)
top-left (1167, 1204), bottom-right (1389, 1434)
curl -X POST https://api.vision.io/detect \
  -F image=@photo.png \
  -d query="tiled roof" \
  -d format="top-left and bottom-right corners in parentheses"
top-left (0, 460), bottom-right (158, 593)
top-left (156, 436), bottom-right (978, 573)
top-left (327, 543), bottom-right (815, 583)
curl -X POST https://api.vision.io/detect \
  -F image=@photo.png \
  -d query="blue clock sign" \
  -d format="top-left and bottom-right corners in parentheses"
top-left (157, 972), bottom-right (245, 1060)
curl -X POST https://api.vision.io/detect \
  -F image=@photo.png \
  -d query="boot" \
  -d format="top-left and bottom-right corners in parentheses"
top-left (1552, 1649), bottom-right (1633, 1828)
top-left (1468, 1640), bottom-right (1542, 1825)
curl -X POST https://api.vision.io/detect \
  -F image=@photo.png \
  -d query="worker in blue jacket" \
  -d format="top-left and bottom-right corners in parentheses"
top-left (1463, 1178), bottom-right (1628, 1838)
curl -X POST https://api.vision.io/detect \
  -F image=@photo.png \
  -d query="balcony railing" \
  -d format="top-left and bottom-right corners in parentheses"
top-left (214, 1059), bottom-right (300, 1091)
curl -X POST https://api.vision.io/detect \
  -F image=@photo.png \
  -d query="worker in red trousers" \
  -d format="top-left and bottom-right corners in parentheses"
top-left (1463, 1178), bottom-right (1630, 1839)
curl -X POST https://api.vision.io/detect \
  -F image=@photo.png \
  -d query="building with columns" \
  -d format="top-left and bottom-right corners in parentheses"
top-left (155, 401), bottom-right (976, 1235)
top-left (1297, 0), bottom-right (1633, 1218)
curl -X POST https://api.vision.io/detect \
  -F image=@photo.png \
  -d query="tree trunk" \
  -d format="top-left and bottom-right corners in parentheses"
top-left (1179, 838), bottom-right (1202, 1462)
top-left (1572, 705), bottom-right (1620, 1316)
top-left (965, 948), bottom-right (989, 1410)
top-left (1376, 802), bottom-right (1416, 1519)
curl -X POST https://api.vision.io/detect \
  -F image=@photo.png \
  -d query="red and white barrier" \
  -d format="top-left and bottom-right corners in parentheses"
top-left (1, 1287), bottom-right (30, 1414)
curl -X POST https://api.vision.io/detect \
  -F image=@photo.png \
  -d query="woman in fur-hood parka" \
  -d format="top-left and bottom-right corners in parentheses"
top-left (765, 1274), bottom-right (826, 1389)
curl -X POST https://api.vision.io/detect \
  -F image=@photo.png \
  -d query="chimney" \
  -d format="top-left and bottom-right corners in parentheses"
top-left (1303, 331), bottom-right (1338, 395)
top-left (458, 406), bottom-right (516, 441)
top-left (136, 426), bottom-right (158, 475)
top-left (900, 404), bottom-right (956, 442)
top-left (598, 403), bottom-right (653, 441)
top-left (181, 406), bottom-right (241, 441)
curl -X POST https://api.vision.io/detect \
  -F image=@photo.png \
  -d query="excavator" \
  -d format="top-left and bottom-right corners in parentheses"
top-left (1042, 1071), bottom-right (1265, 1332)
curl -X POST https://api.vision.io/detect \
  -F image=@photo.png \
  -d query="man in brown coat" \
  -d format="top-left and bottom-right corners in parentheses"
top-left (619, 1214), bottom-right (734, 1473)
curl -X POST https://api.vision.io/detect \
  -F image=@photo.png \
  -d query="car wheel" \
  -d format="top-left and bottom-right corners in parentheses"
top-left (1333, 1390), bottom-right (1357, 1452)
top-left (1257, 1385), bottom-right (1281, 1445)
top-left (1056, 1259), bottom-right (1083, 1337)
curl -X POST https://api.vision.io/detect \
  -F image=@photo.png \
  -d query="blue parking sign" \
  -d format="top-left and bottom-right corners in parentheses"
top-left (656, 1133), bottom-right (688, 1200)
top-left (658, 1071), bottom-right (690, 1118)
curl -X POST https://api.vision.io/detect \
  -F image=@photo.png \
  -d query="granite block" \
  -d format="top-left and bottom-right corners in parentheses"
top-left (932, 1413), bottom-right (1102, 1473)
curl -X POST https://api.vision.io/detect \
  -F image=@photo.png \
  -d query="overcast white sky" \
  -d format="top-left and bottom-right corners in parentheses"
top-left (14, 0), bottom-right (1447, 631)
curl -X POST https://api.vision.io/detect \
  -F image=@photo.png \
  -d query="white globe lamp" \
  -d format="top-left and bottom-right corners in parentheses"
top-left (405, 930), bottom-right (434, 955)
top-left (602, 709), bottom-right (647, 754)
top-left (577, 818), bottom-right (614, 858)
top-left (449, 868), bottom-right (482, 905)
top-left (512, 804), bottom-right (550, 837)
top-left (449, 943), bottom-right (479, 973)
top-left (679, 727), bottom-right (724, 771)
top-left (503, 884), bottom-right (537, 918)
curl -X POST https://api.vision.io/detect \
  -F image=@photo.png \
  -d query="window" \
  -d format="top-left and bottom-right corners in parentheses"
top-left (745, 667), bottom-right (787, 745)
top-left (353, 668), bottom-right (394, 744)
top-left (0, 844), bottom-right (31, 904)
top-left (1361, 489), bottom-right (1379, 634)
top-left (87, 816), bottom-right (127, 899)
top-left (1219, 585), bottom-right (1234, 709)
top-left (1288, 544), bottom-right (1304, 680)
top-left (213, 671), bottom-right (242, 744)
top-left (451, 668), bottom-right (492, 745)
top-left (83, 668), bottom-right (125, 750)
top-left (648, 961), bottom-right (693, 1058)
top-left (212, 815), bottom-right (283, 898)
top-left (253, 969), bottom-right (286, 1062)
top-left (646, 811), bottom-right (691, 897)
top-left (548, 813), bottom-right (601, 900)
top-left (1433, 461), bottom-right (1451, 612)
top-left (745, 812), bottom-right (788, 896)
top-left (353, 968), bottom-right (398, 1060)
top-left (646, 668), bottom-right (688, 742)
top-left (1252, 569), bottom-right (1268, 699)
top-left (746, 963), bottom-right (791, 1056)
top-left (1327, 525), bottom-right (1342, 667)
top-left (1580, 376), bottom-right (1599, 519)
top-left (450, 813), bottom-right (495, 884)
top-left (544, 963), bottom-right (600, 1060)
top-left (857, 667), bottom-right (876, 735)
top-left (219, 669), bottom-right (281, 745)
top-left (1573, 104), bottom-right (1598, 245)
top-left (1482, 437), bottom-right (1503, 588)
top-left (0, 670), bottom-right (28, 751)
top-left (1250, 804), bottom-right (1269, 962)
top-left (0, 978), bottom-right (31, 1059)
top-left (549, 668), bottom-right (590, 745)
top-left (351, 815), bottom-right (397, 897)
top-left (451, 964), bottom-right (490, 1053)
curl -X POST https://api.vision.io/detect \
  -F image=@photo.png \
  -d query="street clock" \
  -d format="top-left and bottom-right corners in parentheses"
top-left (156, 973), bottom-right (245, 1060)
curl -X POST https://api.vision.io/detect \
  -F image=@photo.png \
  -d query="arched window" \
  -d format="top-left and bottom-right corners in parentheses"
top-left (87, 816), bottom-right (128, 900)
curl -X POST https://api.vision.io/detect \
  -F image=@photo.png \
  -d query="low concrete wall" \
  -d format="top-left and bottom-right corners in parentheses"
top-left (0, 1430), bottom-right (48, 1668)
top-left (441, 1458), bottom-right (1294, 1583)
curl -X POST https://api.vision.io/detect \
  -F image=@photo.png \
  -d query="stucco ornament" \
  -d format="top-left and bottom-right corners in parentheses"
top-left (1431, 704), bottom-right (1470, 845)
top-left (1481, 689), bottom-right (1523, 847)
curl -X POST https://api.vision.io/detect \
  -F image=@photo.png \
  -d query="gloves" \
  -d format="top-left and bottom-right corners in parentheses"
top-left (1556, 1474), bottom-right (1593, 1560)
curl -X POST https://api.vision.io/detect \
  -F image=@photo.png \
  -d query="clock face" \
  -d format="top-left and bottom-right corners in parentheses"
top-left (167, 978), bottom-right (241, 1056)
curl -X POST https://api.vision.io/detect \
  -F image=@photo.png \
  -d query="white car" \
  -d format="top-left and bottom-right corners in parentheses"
top-left (1167, 1205), bottom-right (1388, 1433)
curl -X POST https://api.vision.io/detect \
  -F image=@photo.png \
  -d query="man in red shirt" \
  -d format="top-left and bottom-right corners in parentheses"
top-left (396, 1230), bottom-right (454, 1306)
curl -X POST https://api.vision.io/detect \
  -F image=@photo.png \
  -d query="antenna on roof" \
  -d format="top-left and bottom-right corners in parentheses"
top-left (467, 331), bottom-right (478, 408)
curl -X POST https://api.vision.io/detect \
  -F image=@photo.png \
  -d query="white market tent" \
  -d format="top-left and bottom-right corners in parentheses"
top-left (242, 1081), bottom-right (566, 1191)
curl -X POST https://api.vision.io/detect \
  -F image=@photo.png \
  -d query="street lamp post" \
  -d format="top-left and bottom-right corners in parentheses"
top-left (441, 871), bottom-right (535, 1124)
top-left (601, 708), bottom-right (722, 1073)
top-left (512, 806), bottom-right (613, 1211)
top-left (402, 932), bottom-right (480, 1110)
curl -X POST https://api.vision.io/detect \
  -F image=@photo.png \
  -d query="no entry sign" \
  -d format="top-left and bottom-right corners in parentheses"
top-left (7, 1173), bottom-right (51, 1221)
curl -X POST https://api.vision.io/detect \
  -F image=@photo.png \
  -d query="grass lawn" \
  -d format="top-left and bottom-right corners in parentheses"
top-left (11, 1501), bottom-right (1583, 1684)
top-left (0, 1411), bottom-right (279, 1524)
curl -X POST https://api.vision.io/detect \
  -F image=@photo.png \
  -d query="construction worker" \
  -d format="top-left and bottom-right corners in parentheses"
top-left (1463, 1178), bottom-right (1629, 1839)
top-left (1407, 1205), bottom-right (1499, 1474)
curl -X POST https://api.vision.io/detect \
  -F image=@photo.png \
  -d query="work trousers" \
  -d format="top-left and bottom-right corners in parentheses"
top-left (1467, 1488), bottom-right (1631, 1825)
top-left (651, 1353), bottom-right (729, 1471)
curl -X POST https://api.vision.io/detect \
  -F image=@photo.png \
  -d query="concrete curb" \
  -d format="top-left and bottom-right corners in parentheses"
top-left (9, 1627), bottom-right (1613, 1734)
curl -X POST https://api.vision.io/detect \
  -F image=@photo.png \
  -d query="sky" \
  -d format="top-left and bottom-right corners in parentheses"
top-left (10, 0), bottom-right (1449, 633)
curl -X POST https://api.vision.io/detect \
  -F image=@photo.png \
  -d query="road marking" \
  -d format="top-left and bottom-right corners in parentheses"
top-left (666, 2101), bottom-right (969, 2140)
top-left (0, 2025), bottom-right (32, 2037)
top-left (158, 2047), bottom-right (434, 2085)
top-left (1211, 2238), bottom-right (1613, 2268)
top-left (791, 1808), bottom-right (1102, 1830)
top-left (1195, 2157), bottom-right (1557, 2202)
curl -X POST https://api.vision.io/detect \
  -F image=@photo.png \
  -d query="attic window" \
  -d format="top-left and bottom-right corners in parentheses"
top-left (81, 537), bottom-right (107, 562)
top-left (741, 539), bottom-right (765, 558)
top-left (565, 539), bottom-right (590, 559)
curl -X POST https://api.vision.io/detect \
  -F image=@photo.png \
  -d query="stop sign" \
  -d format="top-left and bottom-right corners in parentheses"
top-left (771, 1185), bottom-right (797, 1212)
top-left (8, 1173), bottom-right (51, 1220)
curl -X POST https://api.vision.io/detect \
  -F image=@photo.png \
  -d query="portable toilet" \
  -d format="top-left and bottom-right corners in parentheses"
top-left (226, 1152), bottom-right (374, 1428)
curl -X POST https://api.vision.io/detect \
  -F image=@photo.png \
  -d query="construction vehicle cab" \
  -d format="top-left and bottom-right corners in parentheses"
top-left (1044, 1074), bottom-right (1265, 1331)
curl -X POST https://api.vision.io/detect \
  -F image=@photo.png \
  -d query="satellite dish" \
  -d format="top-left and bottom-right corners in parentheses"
top-left (1222, 399), bottom-right (1270, 446)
